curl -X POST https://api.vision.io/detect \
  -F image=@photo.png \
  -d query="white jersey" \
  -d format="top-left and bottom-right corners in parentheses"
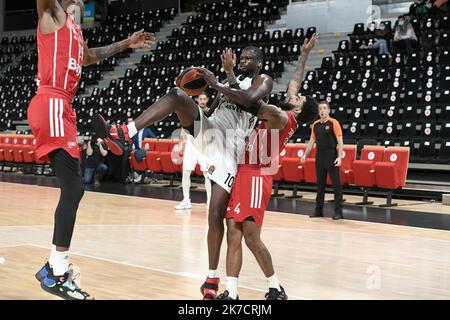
top-left (192, 75), bottom-right (258, 193)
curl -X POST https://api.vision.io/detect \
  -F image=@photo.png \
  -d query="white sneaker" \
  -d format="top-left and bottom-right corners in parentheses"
top-left (175, 199), bottom-right (192, 210)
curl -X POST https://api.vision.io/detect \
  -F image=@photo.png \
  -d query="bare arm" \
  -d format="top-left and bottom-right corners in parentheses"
top-left (36, 0), bottom-right (59, 19)
top-left (255, 102), bottom-right (288, 130)
top-left (200, 70), bottom-right (273, 108)
top-left (337, 136), bottom-right (344, 159)
top-left (204, 93), bottom-right (222, 117)
top-left (98, 142), bottom-right (108, 157)
top-left (286, 33), bottom-right (318, 99)
top-left (304, 138), bottom-right (315, 159)
top-left (86, 141), bottom-right (93, 156)
top-left (83, 29), bottom-right (155, 66)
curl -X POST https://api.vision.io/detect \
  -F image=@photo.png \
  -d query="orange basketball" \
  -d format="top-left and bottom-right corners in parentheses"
top-left (176, 67), bottom-right (208, 96)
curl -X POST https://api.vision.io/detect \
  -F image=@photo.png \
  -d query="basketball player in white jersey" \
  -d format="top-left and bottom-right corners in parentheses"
top-left (175, 92), bottom-right (211, 210)
top-left (93, 46), bottom-right (273, 299)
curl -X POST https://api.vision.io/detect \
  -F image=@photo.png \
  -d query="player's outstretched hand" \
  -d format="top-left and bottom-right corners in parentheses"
top-left (128, 29), bottom-right (156, 49)
top-left (221, 47), bottom-right (236, 74)
top-left (198, 68), bottom-right (219, 89)
top-left (301, 32), bottom-right (319, 56)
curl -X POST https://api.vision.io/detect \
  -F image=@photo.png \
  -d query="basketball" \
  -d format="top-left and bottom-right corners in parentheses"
top-left (176, 67), bottom-right (208, 96)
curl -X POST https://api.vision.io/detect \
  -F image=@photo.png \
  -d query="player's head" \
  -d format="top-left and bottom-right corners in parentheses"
top-left (127, 117), bottom-right (134, 124)
top-left (197, 92), bottom-right (209, 109)
top-left (60, 0), bottom-right (85, 25)
top-left (239, 46), bottom-right (264, 76)
top-left (318, 101), bottom-right (331, 119)
top-left (278, 95), bottom-right (318, 124)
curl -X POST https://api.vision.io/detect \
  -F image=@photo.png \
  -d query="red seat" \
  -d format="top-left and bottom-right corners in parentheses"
top-left (160, 140), bottom-right (182, 174)
top-left (281, 144), bottom-right (307, 183)
top-left (340, 145), bottom-right (357, 185)
top-left (142, 138), bottom-right (158, 151)
top-left (11, 137), bottom-right (27, 163)
top-left (303, 147), bottom-right (318, 183)
top-left (194, 164), bottom-right (204, 176)
top-left (374, 147), bottom-right (410, 190)
top-left (21, 137), bottom-right (35, 164)
top-left (2, 136), bottom-right (14, 162)
top-left (129, 150), bottom-right (148, 172)
top-left (145, 139), bottom-right (172, 172)
top-left (352, 146), bottom-right (385, 187)
top-left (0, 135), bottom-right (7, 162)
top-left (272, 144), bottom-right (293, 181)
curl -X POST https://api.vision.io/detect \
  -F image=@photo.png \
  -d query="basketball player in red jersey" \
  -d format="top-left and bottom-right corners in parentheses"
top-left (198, 34), bottom-right (319, 300)
top-left (30, 0), bottom-right (154, 300)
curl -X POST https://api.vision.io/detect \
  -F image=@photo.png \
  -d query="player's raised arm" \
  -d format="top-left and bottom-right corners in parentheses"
top-left (83, 29), bottom-right (155, 66)
top-left (198, 68), bottom-right (273, 108)
top-left (36, 0), bottom-right (60, 19)
top-left (285, 33), bottom-right (318, 100)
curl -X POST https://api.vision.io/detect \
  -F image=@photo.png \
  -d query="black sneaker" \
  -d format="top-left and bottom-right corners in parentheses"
top-left (92, 114), bottom-right (110, 140)
top-left (333, 213), bottom-right (344, 220)
top-left (35, 261), bottom-right (51, 283)
top-left (265, 286), bottom-right (288, 300)
top-left (40, 268), bottom-right (94, 300)
top-left (200, 277), bottom-right (220, 300)
top-left (309, 212), bottom-right (323, 218)
top-left (217, 290), bottom-right (239, 300)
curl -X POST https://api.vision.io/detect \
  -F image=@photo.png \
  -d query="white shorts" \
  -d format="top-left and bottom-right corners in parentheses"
top-left (183, 139), bottom-right (208, 172)
top-left (189, 106), bottom-right (241, 194)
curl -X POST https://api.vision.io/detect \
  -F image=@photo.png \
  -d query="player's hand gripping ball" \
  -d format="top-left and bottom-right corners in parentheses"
top-left (176, 67), bottom-right (209, 96)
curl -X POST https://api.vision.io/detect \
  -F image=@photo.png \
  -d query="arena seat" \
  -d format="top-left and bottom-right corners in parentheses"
top-left (374, 147), bottom-right (410, 207)
top-left (303, 147), bottom-right (318, 184)
top-left (145, 139), bottom-right (172, 173)
top-left (352, 145), bottom-right (385, 205)
top-left (129, 150), bottom-right (148, 172)
top-left (339, 145), bottom-right (357, 185)
top-left (280, 143), bottom-right (307, 198)
top-left (159, 140), bottom-right (181, 187)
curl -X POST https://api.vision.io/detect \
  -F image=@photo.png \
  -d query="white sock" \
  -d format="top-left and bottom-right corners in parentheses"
top-left (267, 274), bottom-right (281, 291)
top-left (226, 277), bottom-right (239, 299)
top-left (52, 250), bottom-right (69, 276)
top-left (127, 122), bottom-right (138, 138)
top-left (182, 170), bottom-right (191, 201)
top-left (49, 245), bottom-right (57, 267)
top-left (208, 269), bottom-right (218, 278)
top-left (203, 173), bottom-right (211, 205)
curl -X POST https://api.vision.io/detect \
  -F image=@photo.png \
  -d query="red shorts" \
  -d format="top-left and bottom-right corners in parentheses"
top-left (27, 86), bottom-right (79, 160)
top-left (225, 166), bottom-right (273, 227)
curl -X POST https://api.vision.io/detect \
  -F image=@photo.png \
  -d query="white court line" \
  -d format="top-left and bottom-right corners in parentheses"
top-left (27, 243), bottom-right (307, 300)
top-left (1, 224), bottom-right (449, 243)
top-left (0, 244), bottom-right (31, 249)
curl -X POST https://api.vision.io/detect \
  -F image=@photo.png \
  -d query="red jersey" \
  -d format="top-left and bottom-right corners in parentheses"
top-left (37, 13), bottom-right (84, 100)
top-left (243, 111), bottom-right (298, 168)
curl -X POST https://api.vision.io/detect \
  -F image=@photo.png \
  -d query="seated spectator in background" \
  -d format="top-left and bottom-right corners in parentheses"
top-left (393, 15), bottom-right (418, 53)
top-left (128, 117), bottom-right (156, 183)
top-left (129, 117), bottom-right (156, 162)
top-left (84, 137), bottom-right (109, 184)
top-left (366, 21), bottom-right (391, 56)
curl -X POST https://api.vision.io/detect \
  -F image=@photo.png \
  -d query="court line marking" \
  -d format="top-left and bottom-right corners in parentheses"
top-left (1, 181), bottom-right (440, 218)
top-left (1, 224), bottom-right (449, 243)
top-left (27, 243), bottom-right (307, 300)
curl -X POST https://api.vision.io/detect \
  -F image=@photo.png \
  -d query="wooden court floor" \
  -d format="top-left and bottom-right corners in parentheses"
top-left (1, 182), bottom-right (450, 300)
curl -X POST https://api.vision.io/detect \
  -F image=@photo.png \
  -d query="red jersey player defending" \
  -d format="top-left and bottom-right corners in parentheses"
top-left (30, 0), bottom-right (154, 300)
top-left (198, 33), bottom-right (319, 300)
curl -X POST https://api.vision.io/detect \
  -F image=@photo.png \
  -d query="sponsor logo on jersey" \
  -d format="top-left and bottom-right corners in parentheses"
top-left (67, 141), bottom-right (77, 148)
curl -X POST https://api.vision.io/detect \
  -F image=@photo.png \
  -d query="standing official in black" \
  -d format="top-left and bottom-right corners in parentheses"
top-left (301, 101), bottom-right (344, 220)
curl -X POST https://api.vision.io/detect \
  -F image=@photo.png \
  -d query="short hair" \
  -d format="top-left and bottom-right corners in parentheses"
top-left (318, 100), bottom-right (331, 109)
top-left (198, 92), bottom-right (209, 99)
top-left (297, 96), bottom-right (319, 124)
top-left (243, 46), bottom-right (264, 62)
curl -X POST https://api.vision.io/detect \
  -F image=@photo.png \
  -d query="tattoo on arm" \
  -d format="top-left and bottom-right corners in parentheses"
top-left (88, 39), bottom-right (128, 65)
top-left (205, 94), bottom-right (222, 117)
top-left (226, 71), bottom-right (239, 88)
top-left (286, 53), bottom-right (308, 98)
